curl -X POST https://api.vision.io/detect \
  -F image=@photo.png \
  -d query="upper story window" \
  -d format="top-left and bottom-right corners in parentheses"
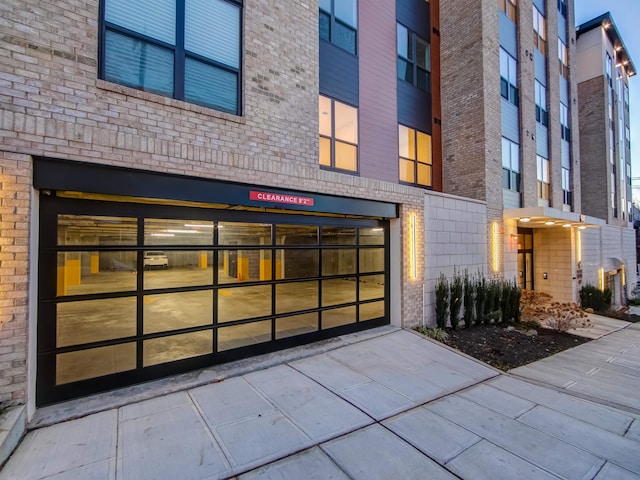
top-left (319, 0), bottom-right (357, 55)
top-left (535, 81), bottom-right (548, 126)
top-left (562, 167), bottom-right (571, 206)
top-left (399, 125), bottom-right (432, 187)
top-left (319, 95), bottom-right (358, 172)
top-left (558, 39), bottom-right (569, 78)
top-left (560, 103), bottom-right (571, 141)
top-left (624, 82), bottom-right (630, 111)
top-left (537, 155), bottom-right (550, 200)
top-left (557, 0), bottom-right (567, 17)
top-left (100, 0), bottom-right (242, 115)
top-left (397, 23), bottom-right (431, 93)
top-left (606, 53), bottom-right (613, 87)
top-left (502, 138), bottom-right (520, 192)
top-left (498, 0), bottom-right (517, 23)
top-left (533, 7), bottom-right (546, 54)
top-left (500, 48), bottom-right (518, 106)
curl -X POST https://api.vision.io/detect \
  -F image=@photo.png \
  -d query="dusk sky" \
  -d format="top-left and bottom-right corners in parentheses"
top-left (574, 1), bottom-right (640, 202)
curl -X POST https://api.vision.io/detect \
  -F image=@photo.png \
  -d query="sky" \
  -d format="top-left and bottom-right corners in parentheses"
top-left (574, 1), bottom-right (640, 203)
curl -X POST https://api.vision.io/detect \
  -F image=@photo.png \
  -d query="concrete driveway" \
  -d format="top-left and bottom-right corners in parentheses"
top-left (2, 327), bottom-right (640, 479)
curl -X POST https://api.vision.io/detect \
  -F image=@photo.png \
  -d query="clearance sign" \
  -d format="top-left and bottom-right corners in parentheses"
top-left (250, 191), bottom-right (315, 206)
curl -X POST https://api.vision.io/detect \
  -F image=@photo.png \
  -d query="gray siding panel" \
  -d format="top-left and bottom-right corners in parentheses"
top-left (503, 189), bottom-right (521, 209)
top-left (559, 76), bottom-right (569, 104)
top-left (499, 11), bottom-right (517, 57)
top-left (534, 50), bottom-right (547, 83)
top-left (536, 123), bottom-right (549, 158)
top-left (558, 17), bottom-right (567, 42)
top-left (533, 0), bottom-right (545, 14)
top-left (561, 139), bottom-right (570, 168)
top-left (319, 41), bottom-right (359, 106)
top-left (501, 99), bottom-right (519, 143)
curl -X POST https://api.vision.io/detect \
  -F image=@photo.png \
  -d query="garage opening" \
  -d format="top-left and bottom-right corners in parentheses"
top-left (37, 192), bottom-right (390, 405)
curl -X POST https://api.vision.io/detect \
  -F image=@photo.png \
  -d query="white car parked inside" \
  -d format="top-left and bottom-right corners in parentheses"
top-left (144, 251), bottom-right (169, 269)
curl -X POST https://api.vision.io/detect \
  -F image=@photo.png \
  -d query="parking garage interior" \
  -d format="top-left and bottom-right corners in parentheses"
top-left (37, 187), bottom-right (390, 405)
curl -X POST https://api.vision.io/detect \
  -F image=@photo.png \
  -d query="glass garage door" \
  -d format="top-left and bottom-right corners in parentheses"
top-left (37, 196), bottom-right (389, 405)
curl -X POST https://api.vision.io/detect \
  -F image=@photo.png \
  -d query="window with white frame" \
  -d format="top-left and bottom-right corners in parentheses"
top-left (558, 39), bottom-right (569, 78)
top-left (319, 95), bottom-right (358, 172)
top-left (500, 48), bottom-right (518, 106)
top-left (100, 0), bottom-right (242, 115)
top-left (535, 81), bottom-right (548, 126)
top-left (537, 155), bottom-right (549, 200)
top-left (498, 0), bottom-right (517, 22)
top-left (502, 138), bottom-right (520, 191)
top-left (560, 103), bottom-right (571, 141)
top-left (533, 7), bottom-right (546, 54)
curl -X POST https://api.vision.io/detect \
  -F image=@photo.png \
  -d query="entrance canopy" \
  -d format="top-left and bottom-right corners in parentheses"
top-left (504, 207), bottom-right (605, 229)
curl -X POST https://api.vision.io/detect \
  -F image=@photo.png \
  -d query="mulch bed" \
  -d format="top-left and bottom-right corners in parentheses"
top-left (442, 324), bottom-right (592, 371)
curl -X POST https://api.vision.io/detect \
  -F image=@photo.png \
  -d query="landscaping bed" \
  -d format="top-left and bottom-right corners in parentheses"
top-left (440, 324), bottom-right (591, 371)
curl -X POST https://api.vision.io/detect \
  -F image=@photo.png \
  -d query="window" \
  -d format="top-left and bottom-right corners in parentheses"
top-left (397, 23), bottom-right (431, 93)
top-left (557, 0), bottom-right (567, 16)
top-left (533, 7), bottom-right (546, 54)
top-left (502, 138), bottom-right (520, 191)
top-left (319, 0), bottom-right (357, 54)
top-left (319, 95), bottom-right (358, 172)
top-left (558, 39), bottom-right (569, 78)
top-left (606, 53), bottom-right (613, 87)
top-left (498, 0), bottom-right (517, 22)
top-left (624, 83), bottom-right (630, 112)
top-left (399, 125), bottom-right (432, 187)
top-left (560, 103), bottom-right (571, 141)
top-left (537, 156), bottom-right (549, 200)
top-left (562, 167), bottom-right (571, 206)
top-left (500, 48), bottom-right (518, 106)
top-left (535, 81), bottom-right (548, 126)
top-left (101, 0), bottom-right (242, 115)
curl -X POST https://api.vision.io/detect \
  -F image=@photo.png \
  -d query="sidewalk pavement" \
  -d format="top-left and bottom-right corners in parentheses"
top-left (2, 326), bottom-right (640, 479)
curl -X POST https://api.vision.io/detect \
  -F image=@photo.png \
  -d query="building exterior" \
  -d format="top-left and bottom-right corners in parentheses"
top-left (576, 13), bottom-right (637, 302)
top-left (0, 0), bottom-right (634, 414)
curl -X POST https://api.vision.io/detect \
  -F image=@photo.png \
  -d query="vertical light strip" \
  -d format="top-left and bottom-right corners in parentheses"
top-left (491, 222), bottom-right (499, 273)
top-left (410, 213), bottom-right (417, 280)
top-left (599, 267), bottom-right (605, 291)
top-left (576, 230), bottom-right (582, 263)
top-left (621, 264), bottom-right (626, 286)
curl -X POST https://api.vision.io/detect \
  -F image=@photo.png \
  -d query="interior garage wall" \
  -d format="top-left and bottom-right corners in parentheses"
top-left (533, 227), bottom-right (575, 303)
top-left (423, 192), bottom-right (487, 327)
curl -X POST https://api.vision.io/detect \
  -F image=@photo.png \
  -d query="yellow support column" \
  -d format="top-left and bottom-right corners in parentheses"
top-left (237, 257), bottom-right (249, 281)
top-left (260, 259), bottom-right (272, 280)
top-left (57, 265), bottom-right (67, 296)
top-left (199, 252), bottom-right (208, 269)
top-left (90, 254), bottom-right (99, 274)
top-left (66, 258), bottom-right (81, 286)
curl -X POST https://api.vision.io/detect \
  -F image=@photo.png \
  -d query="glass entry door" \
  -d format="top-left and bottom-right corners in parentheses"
top-left (517, 228), bottom-right (533, 290)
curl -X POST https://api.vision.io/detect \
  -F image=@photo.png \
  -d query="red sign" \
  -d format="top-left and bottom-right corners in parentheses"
top-left (250, 191), bottom-right (314, 206)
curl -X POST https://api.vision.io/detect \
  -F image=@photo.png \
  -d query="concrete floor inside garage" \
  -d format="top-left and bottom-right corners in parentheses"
top-left (54, 266), bottom-right (385, 385)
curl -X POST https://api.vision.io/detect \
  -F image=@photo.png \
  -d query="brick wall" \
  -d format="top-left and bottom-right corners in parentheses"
top-left (0, 152), bottom-right (31, 404)
top-left (0, 0), bottom-right (432, 406)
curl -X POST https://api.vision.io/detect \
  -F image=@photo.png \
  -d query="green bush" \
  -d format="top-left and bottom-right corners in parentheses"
top-left (580, 284), bottom-right (612, 312)
top-left (513, 280), bottom-right (522, 323)
top-left (475, 276), bottom-right (486, 326)
top-left (463, 271), bottom-right (475, 328)
top-left (435, 273), bottom-right (449, 329)
top-left (415, 326), bottom-right (449, 342)
top-left (449, 271), bottom-right (463, 330)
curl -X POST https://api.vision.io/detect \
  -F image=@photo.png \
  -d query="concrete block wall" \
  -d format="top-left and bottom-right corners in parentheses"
top-left (0, 0), bottom-right (432, 407)
top-left (423, 192), bottom-right (488, 327)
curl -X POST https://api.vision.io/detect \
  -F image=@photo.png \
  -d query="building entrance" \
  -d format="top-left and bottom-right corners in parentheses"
top-left (517, 228), bottom-right (534, 290)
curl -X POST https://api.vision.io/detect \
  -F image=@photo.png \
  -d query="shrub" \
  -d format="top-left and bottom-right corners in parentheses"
top-left (484, 280), bottom-right (502, 324)
top-left (435, 273), bottom-right (449, 329)
top-left (449, 271), bottom-right (463, 330)
top-left (580, 284), bottom-right (612, 312)
top-left (463, 271), bottom-right (475, 328)
top-left (513, 282), bottom-right (522, 323)
top-left (415, 325), bottom-right (449, 342)
top-left (475, 276), bottom-right (486, 326)
top-left (521, 290), bottom-right (589, 332)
